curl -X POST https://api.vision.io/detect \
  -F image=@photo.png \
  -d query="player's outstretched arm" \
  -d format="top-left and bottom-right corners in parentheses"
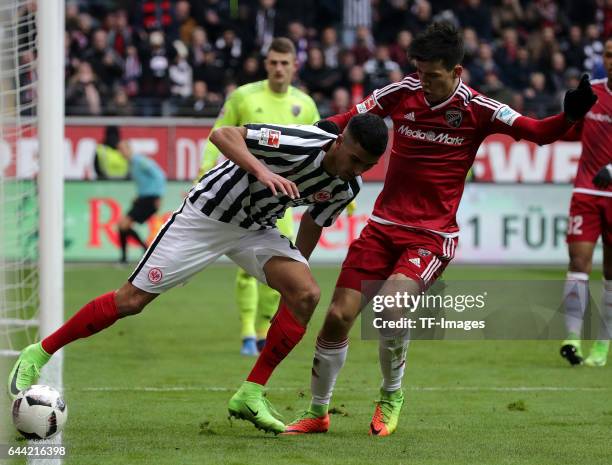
top-left (492, 74), bottom-right (598, 146)
top-left (209, 126), bottom-right (300, 199)
top-left (295, 211), bottom-right (323, 260)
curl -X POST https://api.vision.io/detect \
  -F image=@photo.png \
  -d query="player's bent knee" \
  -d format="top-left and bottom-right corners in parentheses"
top-left (324, 304), bottom-right (355, 335)
top-left (114, 283), bottom-right (155, 316)
top-left (285, 284), bottom-right (320, 316)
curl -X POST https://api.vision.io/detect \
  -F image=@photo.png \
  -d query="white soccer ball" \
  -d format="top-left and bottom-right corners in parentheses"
top-left (12, 385), bottom-right (68, 439)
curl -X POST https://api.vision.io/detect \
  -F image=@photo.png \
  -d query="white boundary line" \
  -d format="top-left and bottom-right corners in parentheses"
top-left (78, 385), bottom-right (609, 393)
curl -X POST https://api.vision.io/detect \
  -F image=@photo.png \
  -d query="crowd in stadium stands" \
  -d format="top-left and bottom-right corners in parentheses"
top-left (53, 0), bottom-right (612, 118)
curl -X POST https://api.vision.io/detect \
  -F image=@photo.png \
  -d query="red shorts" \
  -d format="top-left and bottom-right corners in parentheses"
top-left (336, 220), bottom-right (457, 294)
top-left (566, 193), bottom-right (612, 245)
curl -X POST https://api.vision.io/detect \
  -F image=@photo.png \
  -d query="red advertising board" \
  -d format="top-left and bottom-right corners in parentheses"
top-left (1, 123), bottom-right (582, 183)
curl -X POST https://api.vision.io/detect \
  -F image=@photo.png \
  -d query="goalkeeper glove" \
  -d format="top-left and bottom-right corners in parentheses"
top-left (593, 164), bottom-right (612, 189)
top-left (563, 74), bottom-right (598, 122)
top-left (346, 200), bottom-right (357, 216)
top-left (314, 119), bottom-right (340, 135)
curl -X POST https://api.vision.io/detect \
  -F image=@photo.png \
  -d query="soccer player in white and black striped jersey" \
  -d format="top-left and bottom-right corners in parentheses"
top-left (7, 113), bottom-right (388, 435)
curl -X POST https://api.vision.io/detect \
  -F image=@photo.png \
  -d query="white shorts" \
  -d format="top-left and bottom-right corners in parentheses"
top-left (129, 199), bottom-right (308, 293)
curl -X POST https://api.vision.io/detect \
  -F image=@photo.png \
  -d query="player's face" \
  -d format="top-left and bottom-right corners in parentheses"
top-left (605, 40), bottom-right (612, 81)
top-left (265, 50), bottom-right (296, 90)
top-left (331, 134), bottom-right (380, 181)
top-left (415, 60), bottom-right (462, 104)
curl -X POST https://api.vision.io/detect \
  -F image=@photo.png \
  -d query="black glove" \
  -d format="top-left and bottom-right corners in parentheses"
top-left (563, 74), bottom-right (598, 122)
top-left (314, 119), bottom-right (340, 135)
top-left (593, 164), bottom-right (612, 189)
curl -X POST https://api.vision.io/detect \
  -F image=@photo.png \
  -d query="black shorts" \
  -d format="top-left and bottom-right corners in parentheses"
top-left (127, 196), bottom-right (160, 223)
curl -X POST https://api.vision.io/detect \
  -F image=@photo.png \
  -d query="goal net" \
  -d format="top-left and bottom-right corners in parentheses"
top-left (0, 0), bottom-right (39, 357)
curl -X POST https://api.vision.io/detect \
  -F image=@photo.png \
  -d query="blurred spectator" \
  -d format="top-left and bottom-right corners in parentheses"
top-left (193, 48), bottom-right (225, 97)
top-left (189, 27), bottom-right (211, 68)
top-left (123, 45), bottom-right (142, 97)
top-left (136, 0), bottom-right (174, 35)
top-left (66, 61), bottom-right (104, 116)
top-left (406, 0), bottom-right (432, 34)
top-left (84, 29), bottom-right (123, 91)
top-left (235, 55), bottom-right (264, 86)
top-left (467, 43), bottom-right (499, 89)
top-left (106, 87), bottom-right (135, 116)
top-left (300, 47), bottom-right (341, 102)
top-left (107, 10), bottom-right (133, 57)
top-left (175, 0), bottom-right (197, 46)
top-left (342, 0), bottom-right (372, 47)
top-left (320, 26), bottom-right (341, 69)
top-left (351, 26), bottom-right (374, 65)
top-left (457, 0), bottom-right (493, 40)
top-left (389, 30), bottom-right (413, 73)
top-left (137, 30), bottom-right (171, 115)
top-left (328, 87), bottom-right (351, 116)
top-left (287, 21), bottom-right (309, 67)
top-left (169, 40), bottom-right (193, 100)
top-left (363, 45), bottom-right (400, 93)
top-left (347, 64), bottom-right (366, 105)
top-left (505, 47), bottom-right (534, 90)
top-left (199, 0), bottom-right (231, 42)
top-left (583, 24), bottom-right (604, 75)
top-left (523, 72), bottom-right (556, 118)
top-left (462, 27), bottom-right (480, 68)
top-left (547, 52), bottom-right (567, 95)
top-left (249, 0), bottom-right (281, 55)
top-left (528, 26), bottom-right (560, 69)
top-left (494, 28), bottom-right (520, 77)
top-left (525, 0), bottom-right (563, 33)
top-left (374, 0), bottom-right (409, 44)
top-left (480, 71), bottom-right (513, 105)
top-left (215, 29), bottom-right (243, 72)
top-left (492, 0), bottom-right (524, 33)
top-left (561, 26), bottom-right (587, 70)
top-left (176, 80), bottom-right (221, 117)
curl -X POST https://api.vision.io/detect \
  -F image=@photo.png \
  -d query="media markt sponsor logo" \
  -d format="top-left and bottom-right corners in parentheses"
top-left (396, 125), bottom-right (465, 145)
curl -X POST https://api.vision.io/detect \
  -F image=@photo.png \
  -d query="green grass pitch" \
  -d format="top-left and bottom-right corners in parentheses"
top-left (2, 264), bottom-right (611, 465)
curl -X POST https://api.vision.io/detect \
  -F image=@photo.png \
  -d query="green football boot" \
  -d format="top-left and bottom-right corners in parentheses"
top-left (8, 342), bottom-right (51, 400)
top-left (228, 381), bottom-right (285, 434)
top-left (560, 333), bottom-right (584, 366)
top-left (369, 388), bottom-right (404, 436)
top-left (584, 340), bottom-right (609, 367)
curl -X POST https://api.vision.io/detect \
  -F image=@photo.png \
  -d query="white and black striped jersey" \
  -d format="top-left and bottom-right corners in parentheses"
top-left (188, 124), bottom-right (362, 230)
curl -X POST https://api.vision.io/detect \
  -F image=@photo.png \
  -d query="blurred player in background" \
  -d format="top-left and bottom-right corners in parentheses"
top-left (560, 37), bottom-right (612, 368)
top-left (199, 37), bottom-right (320, 356)
top-left (284, 22), bottom-right (598, 437)
top-left (93, 125), bottom-right (129, 180)
top-left (116, 140), bottom-right (166, 264)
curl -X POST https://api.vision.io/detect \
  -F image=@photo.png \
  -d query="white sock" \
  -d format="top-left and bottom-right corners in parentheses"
top-left (598, 280), bottom-right (612, 340)
top-left (311, 337), bottom-right (348, 407)
top-left (563, 271), bottom-right (589, 336)
top-left (379, 335), bottom-right (409, 392)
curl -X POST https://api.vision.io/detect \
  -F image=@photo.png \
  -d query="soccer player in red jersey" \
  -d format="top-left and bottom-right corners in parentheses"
top-left (560, 37), bottom-right (612, 367)
top-left (283, 23), bottom-right (598, 437)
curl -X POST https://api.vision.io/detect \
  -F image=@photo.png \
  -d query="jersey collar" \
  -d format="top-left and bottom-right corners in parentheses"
top-left (424, 78), bottom-right (463, 111)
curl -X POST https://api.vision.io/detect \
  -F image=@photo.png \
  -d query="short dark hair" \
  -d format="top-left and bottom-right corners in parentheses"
top-left (268, 37), bottom-right (296, 57)
top-left (409, 22), bottom-right (464, 70)
top-left (346, 113), bottom-right (388, 156)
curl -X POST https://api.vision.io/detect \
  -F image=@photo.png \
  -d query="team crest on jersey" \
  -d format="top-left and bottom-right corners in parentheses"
top-left (356, 96), bottom-right (376, 113)
top-left (259, 128), bottom-right (281, 148)
top-left (313, 190), bottom-right (332, 202)
top-left (292, 104), bottom-right (302, 116)
top-left (445, 109), bottom-right (463, 128)
top-left (417, 248), bottom-right (431, 257)
top-left (148, 267), bottom-right (163, 283)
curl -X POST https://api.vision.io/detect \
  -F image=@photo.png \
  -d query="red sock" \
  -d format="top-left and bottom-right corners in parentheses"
top-left (41, 291), bottom-right (119, 354)
top-left (247, 303), bottom-right (306, 385)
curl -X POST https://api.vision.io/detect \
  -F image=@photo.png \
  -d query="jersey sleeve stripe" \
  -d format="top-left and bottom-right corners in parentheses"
top-left (472, 97), bottom-right (502, 112)
top-left (474, 95), bottom-right (503, 107)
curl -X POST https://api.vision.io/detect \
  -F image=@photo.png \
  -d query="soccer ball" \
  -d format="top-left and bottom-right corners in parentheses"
top-left (12, 385), bottom-right (67, 439)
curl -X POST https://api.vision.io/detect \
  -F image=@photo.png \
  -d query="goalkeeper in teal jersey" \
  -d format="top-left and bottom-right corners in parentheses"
top-left (199, 37), bottom-right (320, 355)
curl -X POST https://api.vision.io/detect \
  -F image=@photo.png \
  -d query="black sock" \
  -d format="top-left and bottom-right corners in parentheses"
top-left (127, 228), bottom-right (147, 250)
top-left (119, 229), bottom-right (128, 262)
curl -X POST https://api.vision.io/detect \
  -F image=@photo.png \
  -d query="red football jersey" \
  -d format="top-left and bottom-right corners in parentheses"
top-left (343, 74), bottom-right (526, 235)
top-left (573, 79), bottom-right (612, 196)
